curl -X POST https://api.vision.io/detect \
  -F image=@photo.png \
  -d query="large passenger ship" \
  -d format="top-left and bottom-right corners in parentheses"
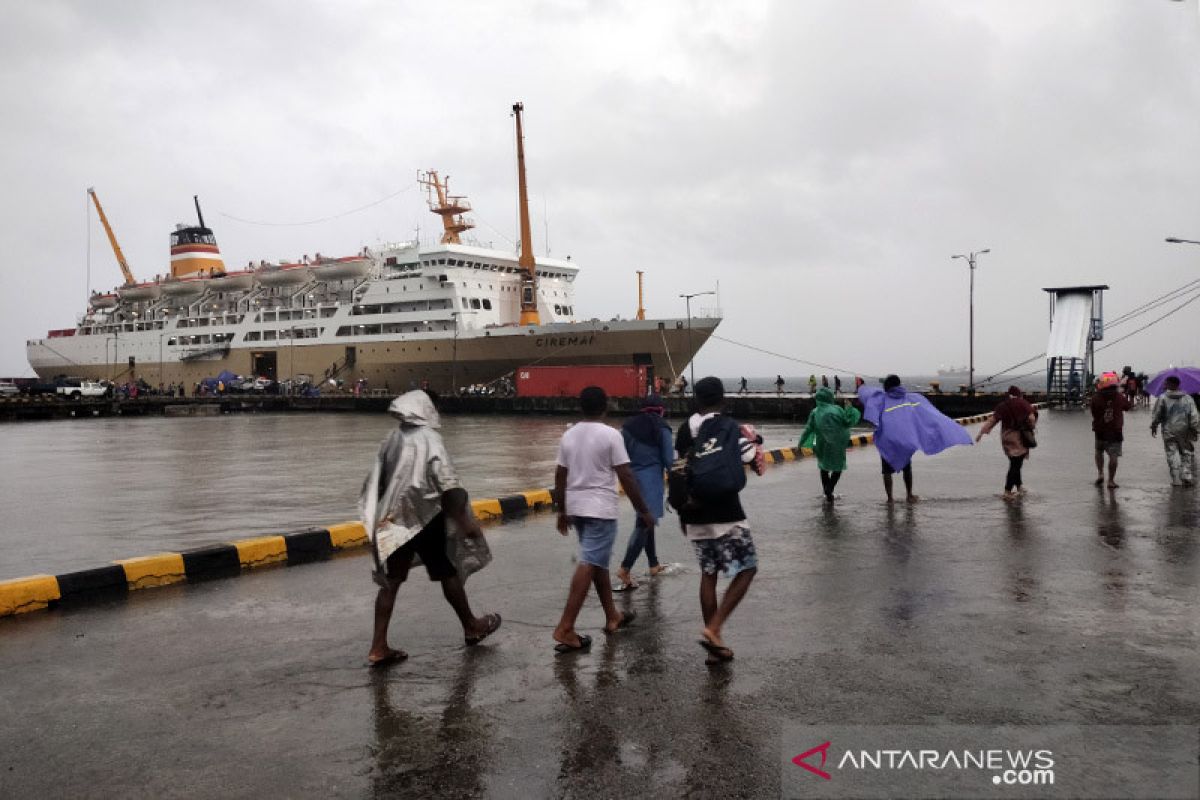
top-left (26, 105), bottom-right (720, 392)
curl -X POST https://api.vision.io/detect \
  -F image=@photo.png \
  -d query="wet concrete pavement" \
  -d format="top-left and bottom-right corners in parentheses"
top-left (1, 410), bottom-right (1197, 798)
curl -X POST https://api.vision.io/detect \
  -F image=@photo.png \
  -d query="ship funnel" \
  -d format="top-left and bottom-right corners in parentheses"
top-left (169, 195), bottom-right (225, 278)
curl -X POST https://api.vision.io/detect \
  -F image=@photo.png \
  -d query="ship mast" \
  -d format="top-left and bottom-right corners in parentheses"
top-left (513, 102), bottom-right (540, 326)
top-left (418, 171), bottom-right (474, 244)
top-left (636, 271), bottom-right (646, 320)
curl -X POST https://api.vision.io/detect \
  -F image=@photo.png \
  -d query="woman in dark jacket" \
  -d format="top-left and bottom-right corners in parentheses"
top-left (615, 395), bottom-right (674, 590)
top-left (976, 386), bottom-right (1038, 497)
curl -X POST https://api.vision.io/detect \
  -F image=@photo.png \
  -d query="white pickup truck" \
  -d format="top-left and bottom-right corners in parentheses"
top-left (57, 380), bottom-right (109, 399)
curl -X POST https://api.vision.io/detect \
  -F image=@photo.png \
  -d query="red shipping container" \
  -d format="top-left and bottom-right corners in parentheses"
top-left (516, 365), bottom-right (648, 398)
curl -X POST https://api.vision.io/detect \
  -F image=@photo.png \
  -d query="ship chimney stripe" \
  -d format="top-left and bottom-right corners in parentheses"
top-left (170, 244), bottom-right (221, 255)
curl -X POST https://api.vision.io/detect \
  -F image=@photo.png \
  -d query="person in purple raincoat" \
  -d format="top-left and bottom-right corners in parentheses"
top-left (858, 375), bottom-right (974, 503)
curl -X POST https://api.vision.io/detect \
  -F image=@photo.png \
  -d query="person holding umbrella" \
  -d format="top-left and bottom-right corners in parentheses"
top-left (1148, 369), bottom-right (1200, 487)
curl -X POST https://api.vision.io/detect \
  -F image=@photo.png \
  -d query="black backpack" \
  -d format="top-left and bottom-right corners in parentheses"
top-left (668, 416), bottom-right (746, 511)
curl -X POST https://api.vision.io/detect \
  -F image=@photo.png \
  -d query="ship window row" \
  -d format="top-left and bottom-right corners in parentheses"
top-left (177, 314), bottom-right (245, 328)
top-left (80, 321), bottom-right (168, 335)
top-left (243, 328), bottom-right (322, 342)
top-left (461, 298), bottom-right (493, 310)
top-left (554, 305), bottom-right (574, 315)
top-left (258, 309), bottom-right (333, 322)
top-left (336, 322), bottom-right (453, 336)
top-left (167, 333), bottom-right (235, 346)
top-left (170, 232), bottom-right (218, 246)
top-left (353, 299), bottom-right (454, 315)
top-left (420, 257), bottom-right (574, 282)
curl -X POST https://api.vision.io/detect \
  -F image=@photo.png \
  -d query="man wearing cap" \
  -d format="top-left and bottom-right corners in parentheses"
top-left (1091, 372), bottom-right (1133, 488)
top-left (614, 394), bottom-right (675, 590)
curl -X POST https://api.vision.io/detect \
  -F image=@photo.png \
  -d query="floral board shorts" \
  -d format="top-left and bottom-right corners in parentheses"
top-left (691, 526), bottom-right (758, 578)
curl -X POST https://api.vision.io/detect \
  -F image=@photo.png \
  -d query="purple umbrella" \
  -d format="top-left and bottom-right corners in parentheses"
top-left (1146, 367), bottom-right (1200, 396)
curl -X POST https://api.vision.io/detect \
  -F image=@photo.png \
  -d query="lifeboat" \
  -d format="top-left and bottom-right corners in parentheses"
top-left (209, 269), bottom-right (255, 291)
top-left (90, 292), bottom-right (118, 309)
top-left (161, 275), bottom-right (208, 297)
top-left (312, 256), bottom-right (372, 282)
top-left (118, 281), bottom-right (162, 302)
top-left (256, 262), bottom-right (312, 286)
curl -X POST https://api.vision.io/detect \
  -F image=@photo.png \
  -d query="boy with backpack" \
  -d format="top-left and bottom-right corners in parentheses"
top-left (670, 376), bottom-right (760, 663)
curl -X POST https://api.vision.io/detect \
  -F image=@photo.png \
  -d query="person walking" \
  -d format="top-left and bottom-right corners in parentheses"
top-left (361, 391), bottom-right (502, 668)
top-left (672, 377), bottom-right (759, 664)
top-left (739, 376), bottom-right (748, 395)
top-left (615, 394), bottom-right (674, 590)
top-left (859, 375), bottom-right (973, 503)
top-left (800, 387), bottom-right (862, 504)
top-left (1091, 372), bottom-right (1132, 488)
top-left (834, 375), bottom-right (842, 395)
top-left (976, 386), bottom-right (1039, 498)
top-left (1150, 376), bottom-right (1199, 487)
top-left (775, 375), bottom-right (785, 395)
top-left (820, 375), bottom-right (829, 389)
top-left (808, 374), bottom-right (817, 395)
top-left (552, 386), bottom-right (655, 653)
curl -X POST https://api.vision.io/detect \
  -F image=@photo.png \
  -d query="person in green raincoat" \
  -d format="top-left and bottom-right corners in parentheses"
top-left (800, 387), bottom-right (862, 503)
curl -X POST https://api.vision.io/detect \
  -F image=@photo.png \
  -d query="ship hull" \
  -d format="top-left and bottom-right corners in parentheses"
top-left (27, 317), bottom-right (721, 393)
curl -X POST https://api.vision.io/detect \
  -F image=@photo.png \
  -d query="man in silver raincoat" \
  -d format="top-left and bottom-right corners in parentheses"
top-left (360, 391), bottom-right (501, 666)
top-left (1150, 376), bottom-right (1200, 487)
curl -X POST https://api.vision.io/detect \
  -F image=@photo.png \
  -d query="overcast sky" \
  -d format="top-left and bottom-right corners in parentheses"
top-left (2, 0), bottom-right (1198, 381)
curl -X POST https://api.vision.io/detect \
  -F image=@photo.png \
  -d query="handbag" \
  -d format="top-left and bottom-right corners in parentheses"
top-left (1019, 426), bottom-right (1038, 449)
top-left (445, 514), bottom-right (492, 582)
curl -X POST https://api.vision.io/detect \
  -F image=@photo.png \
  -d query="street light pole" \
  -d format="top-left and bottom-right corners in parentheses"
top-left (450, 311), bottom-right (476, 395)
top-left (951, 249), bottom-right (989, 394)
top-left (679, 290), bottom-right (715, 392)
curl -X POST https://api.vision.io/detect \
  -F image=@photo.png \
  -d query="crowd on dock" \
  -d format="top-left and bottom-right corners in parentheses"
top-left (358, 370), bottom-right (1199, 668)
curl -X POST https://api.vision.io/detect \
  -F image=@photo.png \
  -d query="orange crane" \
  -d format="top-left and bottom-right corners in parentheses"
top-left (513, 102), bottom-right (541, 326)
top-left (87, 188), bottom-right (136, 286)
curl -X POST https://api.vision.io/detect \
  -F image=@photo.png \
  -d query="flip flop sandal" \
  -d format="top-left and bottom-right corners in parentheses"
top-left (604, 609), bottom-right (637, 634)
top-left (464, 613), bottom-right (502, 647)
top-left (612, 581), bottom-right (639, 593)
top-left (698, 638), bottom-right (734, 662)
top-left (367, 649), bottom-right (409, 669)
top-left (553, 634), bottom-right (593, 654)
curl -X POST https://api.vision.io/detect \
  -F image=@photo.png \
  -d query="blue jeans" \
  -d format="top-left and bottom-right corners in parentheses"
top-left (620, 516), bottom-right (658, 571)
top-left (572, 516), bottom-right (619, 569)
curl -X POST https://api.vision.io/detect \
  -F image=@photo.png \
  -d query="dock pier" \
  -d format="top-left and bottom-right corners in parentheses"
top-left (0, 391), bottom-right (1044, 423)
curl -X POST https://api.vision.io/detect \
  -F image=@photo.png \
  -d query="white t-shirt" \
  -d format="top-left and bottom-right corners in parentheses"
top-left (556, 421), bottom-right (630, 519)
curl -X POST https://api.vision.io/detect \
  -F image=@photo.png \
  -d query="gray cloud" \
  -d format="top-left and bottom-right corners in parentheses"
top-left (3, 0), bottom-right (1198, 381)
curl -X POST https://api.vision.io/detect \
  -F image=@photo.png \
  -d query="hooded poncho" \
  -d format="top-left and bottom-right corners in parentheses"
top-left (1151, 391), bottom-right (1200, 441)
top-left (800, 387), bottom-right (862, 472)
top-left (858, 384), bottom-right (973, 470)
top-left (360, 391), bottom-right (462, 566)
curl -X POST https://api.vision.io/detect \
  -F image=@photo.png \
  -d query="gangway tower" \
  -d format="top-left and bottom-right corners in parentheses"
top-left (1042, 285), bottom-right (1108, 406)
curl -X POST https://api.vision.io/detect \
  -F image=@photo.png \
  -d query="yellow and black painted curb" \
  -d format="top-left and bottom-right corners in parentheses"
top-left (0, 492), bottom-right (555, 619)
top-left (1, 408), bottom-right (1026, 620)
